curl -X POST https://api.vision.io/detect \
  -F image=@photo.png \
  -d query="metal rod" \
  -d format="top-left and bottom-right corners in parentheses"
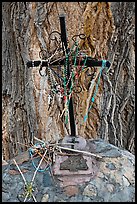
top-left (59, 14), bottom-right (76, 137)
top-left (26, 58), bottom-right (111, 68)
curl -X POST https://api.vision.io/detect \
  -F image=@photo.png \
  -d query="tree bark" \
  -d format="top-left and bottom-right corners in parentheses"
top-left (2, 2), bottom-right (135, 160)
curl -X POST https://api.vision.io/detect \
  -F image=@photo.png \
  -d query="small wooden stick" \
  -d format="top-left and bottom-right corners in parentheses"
top-left (34, 136), bottom-right (45, 144)
top-left (31, 149), bottom-right (48, 185)
top-left (16, 142), bottom-right (30, 148)
top-left (35, 150), bottom-right (50, 163)
top-left (24, 191), bottom-right (37, 202)
top-left (32, 193), bottom-right (37, 202)
top-left (33, 137), bottom-right (102, 158)
top-left (13, 159), bottom-right (37, 202)
top-left (24, 192), bottom-right (29, 202)
top-left (56, 145), bottom-right (102, 159)
top-left (57, 152), bottom-right (80, 156)
top-left (13, 159), bottom-right (27, 185)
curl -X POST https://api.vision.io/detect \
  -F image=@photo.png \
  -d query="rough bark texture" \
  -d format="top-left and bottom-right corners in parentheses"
top-left (2, 2), bottom-right (135, 160)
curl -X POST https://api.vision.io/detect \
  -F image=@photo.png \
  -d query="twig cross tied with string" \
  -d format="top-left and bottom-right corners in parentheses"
top-left (13, 149), bottom-right (48, 202)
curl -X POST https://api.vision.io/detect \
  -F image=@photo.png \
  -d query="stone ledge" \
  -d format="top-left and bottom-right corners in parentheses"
top-left (2, 139), bottom-right (135, 202)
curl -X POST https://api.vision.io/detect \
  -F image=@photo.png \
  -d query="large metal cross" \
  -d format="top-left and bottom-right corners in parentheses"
top-left (26, 14), bottom-right (111, 148)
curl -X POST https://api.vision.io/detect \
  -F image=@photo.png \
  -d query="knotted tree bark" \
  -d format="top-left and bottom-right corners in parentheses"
top-left (2, 2), bottom-right (135, 160)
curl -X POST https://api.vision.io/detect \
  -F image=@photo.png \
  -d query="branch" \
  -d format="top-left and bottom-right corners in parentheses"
top-left (56, 145), bottom-right (102, 159)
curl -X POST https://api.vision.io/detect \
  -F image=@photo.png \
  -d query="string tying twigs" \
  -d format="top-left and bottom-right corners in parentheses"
top-left (13, 149), bottom-right (49, 202)
top-left (13, 159), bottom-right (37, 202)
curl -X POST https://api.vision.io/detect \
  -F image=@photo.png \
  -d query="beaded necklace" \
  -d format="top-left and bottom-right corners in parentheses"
top-left (62, 40), bottom-right (83, 124)
top-left (83, 60), bottom-right (107, 122)
top-left (46, 39), bottom-right (105, 125)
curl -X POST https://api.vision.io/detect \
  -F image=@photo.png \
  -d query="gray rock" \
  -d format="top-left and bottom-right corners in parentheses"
top-left (69, 196), bottom-right (81, 202)
top-left (108, 186), bottom-right (135, 202)
top-left (106, 162), bottom-right (116, 170)
top-left (41, 193), bottom-right (49, 202)
top-left (2, 139), bottom-right (135, 202)
top-left (89, 139), bottom-right (122, 157)
top-left (82, 196), bottom-right (92, 202)
top-left (42, 186), bottom-right (51, 194)
top-left (35, 192), bottom-right (43, 202)
top-left (43, 171), bottom-right (54, 187)
top-left (83, 183), bottom-right (98, 197)
top-left (101, 148), bottom-right (122, 158)
top-left (6, 198), bottom-right (20, 202)
top-left (2, 192), bottom-right (11, 201)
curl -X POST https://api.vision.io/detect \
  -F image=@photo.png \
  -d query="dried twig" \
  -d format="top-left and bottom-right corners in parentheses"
top-left (24, 193), bottom-right (29, 202)
top-left (13, 159), bottom-right (37, 202)
top-left (33, 136), bottom-right (102, 158)
top-left (56, 145), bottom-right (102, 159)
top-left (13, 159), bottom-right (27, 186)
top-left (34, 136), bottom-right (45, 144)
top-left (31, 149), bottom-right (48, 185)
top-left (16, 142), bottom-right (31, 148)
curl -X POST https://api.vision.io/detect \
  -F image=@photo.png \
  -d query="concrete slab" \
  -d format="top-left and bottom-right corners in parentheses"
top-left (53, 155), bottom-right (99, 176)
top-left (57, 174), bottom-right (92, 187)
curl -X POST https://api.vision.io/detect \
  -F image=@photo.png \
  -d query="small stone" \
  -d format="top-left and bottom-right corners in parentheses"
top-left (123, 170), bottom-right (134, 185)
top-left (82, 196), bottom-right (92, 202)
top-left (42, 187), bottom-right (51, 194)
top-left (7, 199), bottom-right (20, 202)
top-left (43, 171), bottom-right (54, 187)
top-left (57, 199), bottom-right (66, 202)
top-left (108, 186), bottom-right (135, 202)
top-left (106, 183), bottom-right (115, 192)
top-left (106, 163), bottom-right (116, 170)
top-left (35, 192), bottom-right (43, 202)
top-left (83, 184), bottom-right (97, 197)
top-left (69, 196), bottom-right (81, 202)
top-left (2, 192), bottom-right (11, 201)
top-left (2, 160), bottom-right (8, 166)
top-left (122, 176), bottom-right (130, 187)
top-left (41, 193), bottom-right (49, 202)
top-left (97, 172), bottom-right (104, 178)
top-left (64, 185), bottom-right (79, 197)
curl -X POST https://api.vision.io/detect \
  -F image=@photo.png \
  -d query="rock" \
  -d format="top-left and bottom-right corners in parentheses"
top-left (2, 139), bottom-right (135, 202)
top-left (122, 175), bottom-right (130, 187)
top-left (2, 192), bottom-right (11, 201)
top-left (109, 186), bottom-right (135, 202)
top-left (89, 139), bottom-right (122, 157)
top-left (57, 174), bottom-right (91, 187)
top-left (41, 193), bottom-right (49, 202)
top-left (57, 199), bottom-right (66, 202)
top-left (2, 160), bottom-right (9, 166)
top-left (83, 183), bottom-right (97, 197)
top-left (69, 196), bottom-right (81, 202)
top-left (64, 185), bottom-right (79, 197)
top-left (82, 196), bottom-right (92, 202)
top-left (43, 171), bottom-right (54, 187)
top-left (106, 183), bottom-right (115, 192)
top-left (105, 162), bottom-right (116, 170)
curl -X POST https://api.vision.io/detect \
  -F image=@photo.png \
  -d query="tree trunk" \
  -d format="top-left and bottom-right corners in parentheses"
top-left (2, 2), bottom-right (135, 160)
